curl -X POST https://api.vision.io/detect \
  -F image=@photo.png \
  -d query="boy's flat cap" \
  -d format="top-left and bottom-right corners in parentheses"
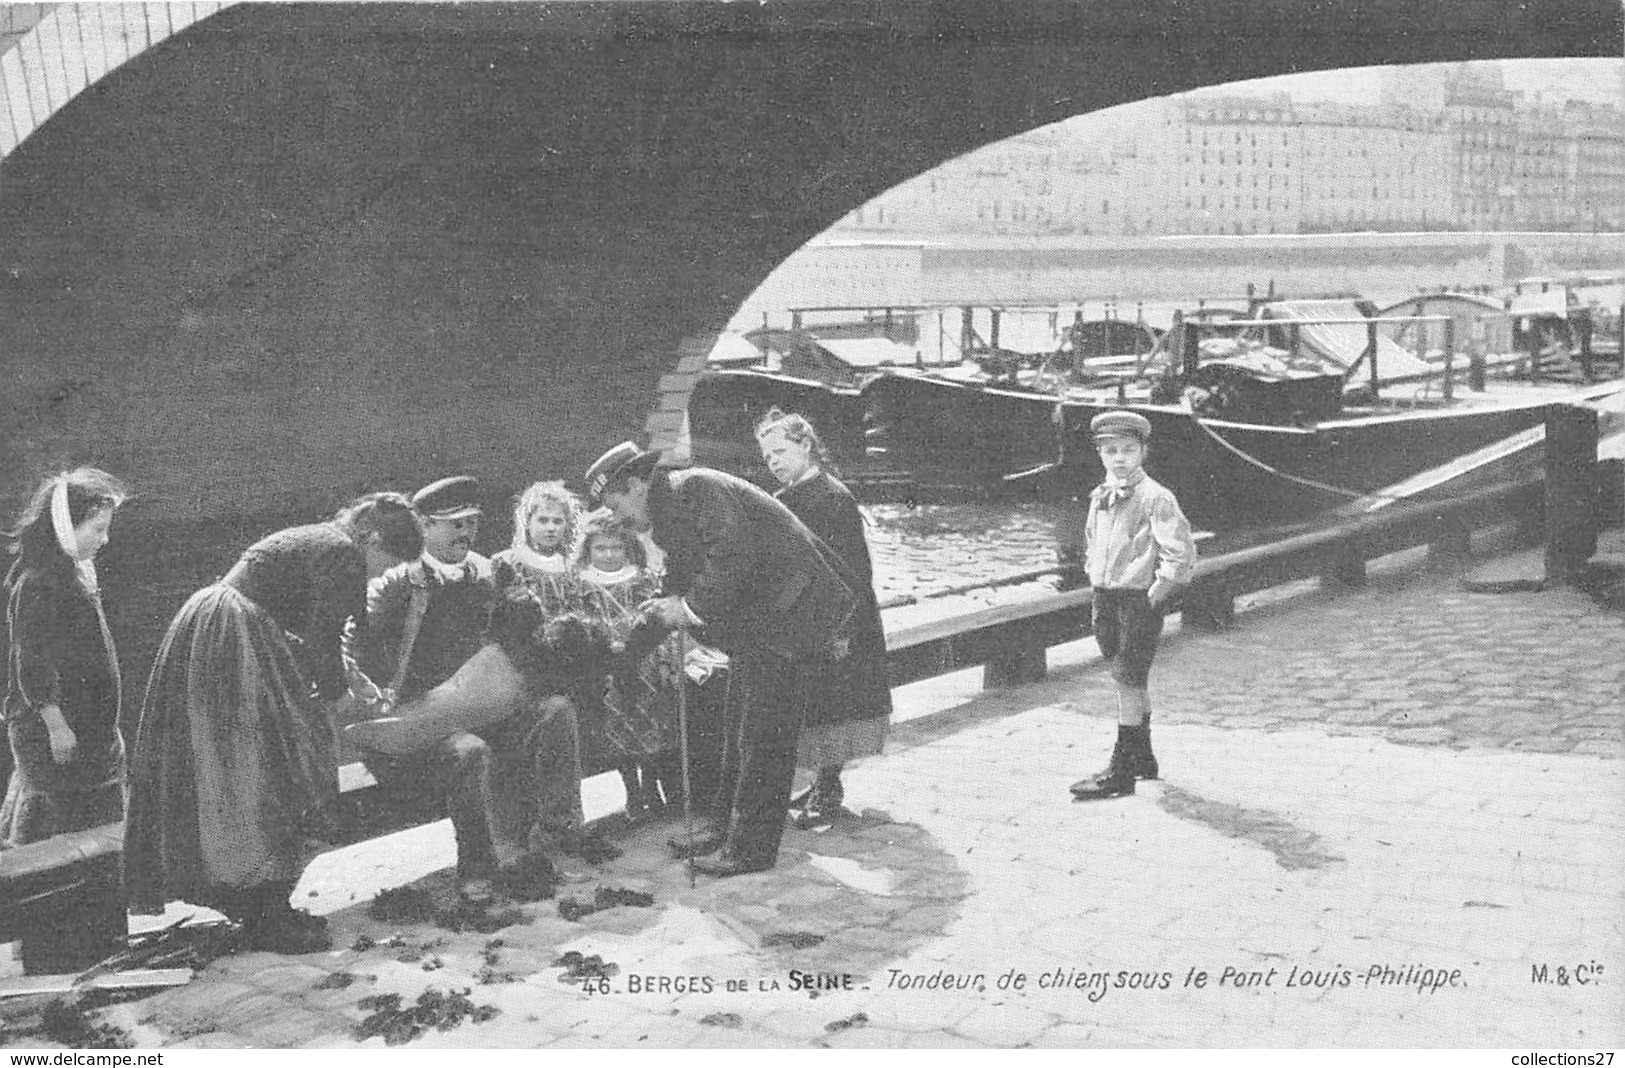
top-left (1089, 410), bottom-right (1153, 442)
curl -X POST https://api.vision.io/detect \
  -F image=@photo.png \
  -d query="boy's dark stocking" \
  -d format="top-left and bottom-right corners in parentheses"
top-left (1070, 725), bottom-right (1142, 800)
top-left (1071, 683), bottom-right (1157, 801)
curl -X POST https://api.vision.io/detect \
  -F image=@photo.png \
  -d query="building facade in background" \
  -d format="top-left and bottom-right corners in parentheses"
top-left (835, 64), bottom-right (1623, 238)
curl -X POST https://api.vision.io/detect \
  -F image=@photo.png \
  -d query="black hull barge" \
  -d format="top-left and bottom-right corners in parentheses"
top-left (687, 300), bottom-right (1623, 527)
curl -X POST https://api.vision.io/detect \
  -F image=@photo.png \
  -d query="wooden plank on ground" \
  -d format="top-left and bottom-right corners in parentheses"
top-left (0, 968), bottom-right (193, 999)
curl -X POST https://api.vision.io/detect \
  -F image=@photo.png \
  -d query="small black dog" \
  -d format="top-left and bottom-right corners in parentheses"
top-left (488, 597), bottom-right (613, 699)
top-left (534, 612), bottom-right (614, 708)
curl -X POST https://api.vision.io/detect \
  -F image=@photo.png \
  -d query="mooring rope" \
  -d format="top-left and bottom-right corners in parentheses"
top-left (1190, 414), bottom-right (1426, 503)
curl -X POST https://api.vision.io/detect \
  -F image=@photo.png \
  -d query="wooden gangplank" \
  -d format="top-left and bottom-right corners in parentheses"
top-left (1335, 384), bottom-right (1623, 519)
top-left (1333, 425), bottom-right (1548, 519)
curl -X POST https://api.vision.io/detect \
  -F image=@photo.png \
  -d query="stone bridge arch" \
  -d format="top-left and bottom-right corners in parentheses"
top-left (1, 2), bottom-right (1617, 524)
top-left (1, 3), bottom-right (234, 159)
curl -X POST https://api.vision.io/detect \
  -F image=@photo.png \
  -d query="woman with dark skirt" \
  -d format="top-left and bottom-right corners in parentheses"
top-left (1, 468), bottom-right (130, 846)
top-left (755, 408), bottom-right (892, 825)
top-left (124, 493), bottom-right (421, 953)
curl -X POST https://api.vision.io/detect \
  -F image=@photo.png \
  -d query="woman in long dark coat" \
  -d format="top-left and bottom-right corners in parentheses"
top-left (756, 408), bottom-right (891, 823)
top-left (124, 492), bottom-right (421, 953)
top-left (1, 468), bottom-right (130, 846)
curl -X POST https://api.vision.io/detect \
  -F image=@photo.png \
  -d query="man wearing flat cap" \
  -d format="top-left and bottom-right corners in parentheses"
top-left (356, 475), bottom-right (517, 904)
top-left (362, 476), bottom-right (496, 700)
top-left (584, 442), bottom-right (856, 877)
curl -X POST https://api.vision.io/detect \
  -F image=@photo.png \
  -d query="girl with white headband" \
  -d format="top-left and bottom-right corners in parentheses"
top-left (1, 467), bottom-right (129, 846)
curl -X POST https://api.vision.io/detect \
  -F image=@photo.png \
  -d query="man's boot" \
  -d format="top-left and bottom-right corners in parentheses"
top-left (1132, 719), bottom-right (1159, 780)
top-left (1069, 725), bottom-right (1142, 801)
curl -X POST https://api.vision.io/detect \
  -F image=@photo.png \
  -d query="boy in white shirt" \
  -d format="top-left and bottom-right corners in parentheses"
top-left (1071, 410), bottom-right (1196, 801)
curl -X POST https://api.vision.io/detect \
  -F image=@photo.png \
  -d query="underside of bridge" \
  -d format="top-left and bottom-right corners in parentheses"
top-left (1, 0), bottom-right (1618, 531)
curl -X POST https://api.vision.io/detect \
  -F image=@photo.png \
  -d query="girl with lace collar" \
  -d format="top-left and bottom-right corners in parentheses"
top-left (574, 513), bottom-right (679, 821)
top-left (491, 480), bottom-right (585, 619)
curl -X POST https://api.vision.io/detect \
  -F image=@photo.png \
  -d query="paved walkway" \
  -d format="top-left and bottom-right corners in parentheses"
top-left (5, 549), bottom-right (1621, 1048)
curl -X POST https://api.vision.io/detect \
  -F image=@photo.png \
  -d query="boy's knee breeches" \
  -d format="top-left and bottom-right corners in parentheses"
top-left (1092, 587), bottom-right (1164, 687)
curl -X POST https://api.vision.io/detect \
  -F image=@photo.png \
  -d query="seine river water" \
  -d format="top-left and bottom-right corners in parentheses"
top-left (864, 500), bottom-right (1072, 606)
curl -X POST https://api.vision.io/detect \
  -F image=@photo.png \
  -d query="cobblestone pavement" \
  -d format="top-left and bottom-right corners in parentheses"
top-left (7, 550), bottom-right (1621, 1049)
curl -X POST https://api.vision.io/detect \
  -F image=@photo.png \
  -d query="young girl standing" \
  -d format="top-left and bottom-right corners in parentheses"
top-left (488, 481), bottom-right (617, 865)
top-left (1, 467), bottom-right (130, 847)
top-left (574, 513), bottom-right (679, 822)
top-left (755, 408), bottom-right (891, 825)
top-left (492, 481), bottom-right (582, 615)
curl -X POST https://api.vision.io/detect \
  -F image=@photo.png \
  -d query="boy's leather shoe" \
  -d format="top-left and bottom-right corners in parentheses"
top-left (1070, 725), bottom-right (1144, 800)
top-left (1070, 765), bottom-right (1136, 801)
